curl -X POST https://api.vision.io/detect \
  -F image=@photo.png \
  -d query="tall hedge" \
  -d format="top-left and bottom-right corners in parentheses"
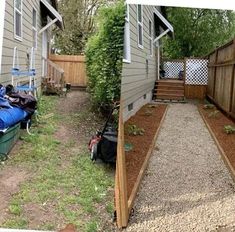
top-left (85, 1), bottom-right (125, 111)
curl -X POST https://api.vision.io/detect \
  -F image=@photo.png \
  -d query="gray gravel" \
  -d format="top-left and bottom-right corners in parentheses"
top-left (124, 104), bottom-right (235, 232)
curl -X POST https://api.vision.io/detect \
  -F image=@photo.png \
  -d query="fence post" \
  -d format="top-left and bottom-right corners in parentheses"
top-left (212, 49), bottom-right (219, 99)
top-left (115, 102), bottom-right (128, 228)
top-left (229, 39), bottom-right (235, 113)
top-left (184, 58), bottom-right (187, 98)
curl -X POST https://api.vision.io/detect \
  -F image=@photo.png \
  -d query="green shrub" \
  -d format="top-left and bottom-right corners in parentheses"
top-left (85, 1), bottom-right (125, 112)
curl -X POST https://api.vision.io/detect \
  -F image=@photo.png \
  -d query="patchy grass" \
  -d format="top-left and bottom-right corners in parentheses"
top-left (1, 94), bottom-right (114, 231)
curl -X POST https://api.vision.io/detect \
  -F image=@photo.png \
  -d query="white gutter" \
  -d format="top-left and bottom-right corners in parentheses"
top-left (126, 0), bottom-right (235, 11)
top-left (0, 1), bottom-right (6, 74)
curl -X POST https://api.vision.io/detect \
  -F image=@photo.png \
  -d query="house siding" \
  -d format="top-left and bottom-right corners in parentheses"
top-left (122, 4), bottom-right (159, 121)
top-left (0, 0), bottom-right (50, 89)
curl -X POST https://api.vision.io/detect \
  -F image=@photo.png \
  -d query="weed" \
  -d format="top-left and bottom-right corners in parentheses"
top-left (86, 220), bottom-right (99, 232)
top-left (224, 125), bottom-right (235, 134)
top-left (208, 110), bottom-right (220, 118)
top-left (203, 104), bottom-right (215, 109)
top-left (144, 109), bottom-right (153, 116)
top-left (126, 124), bottom-right (145, 136)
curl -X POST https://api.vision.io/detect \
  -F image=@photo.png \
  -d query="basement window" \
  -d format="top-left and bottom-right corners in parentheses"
top-left (128, 103), bottom-right (133, 111)
top-left (137, 5), bottom-right (143, 48)
top-left (14, 0), bottom-right (23, 40)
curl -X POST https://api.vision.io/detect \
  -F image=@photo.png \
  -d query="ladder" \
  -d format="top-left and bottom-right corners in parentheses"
top-left (11, 47), bottom-right (37, 97)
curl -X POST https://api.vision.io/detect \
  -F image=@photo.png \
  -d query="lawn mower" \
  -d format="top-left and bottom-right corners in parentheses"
top-left (88, 103), bottom-right (119, 163)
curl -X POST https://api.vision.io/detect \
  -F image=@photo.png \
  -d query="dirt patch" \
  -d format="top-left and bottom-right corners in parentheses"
top-left (0, 167), bottom-right (29, 223)
top-left (124, 104), bottom-right (167, 199)
top-left (56, 91), bottom-right (104, 143)
top-left (199, 105), bottom-right (235, 167)
top-left (23, 203), bottom-right (63, 230)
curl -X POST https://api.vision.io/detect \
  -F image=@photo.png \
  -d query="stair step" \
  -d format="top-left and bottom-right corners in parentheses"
top-left (156, 80), bottom-right (184, 87)
top-left (154, 85), bottom-right (184, 90)
top-left (154, 93), bottom-right (185, 100)
top-left (155, 89), bottom-right (184, 95)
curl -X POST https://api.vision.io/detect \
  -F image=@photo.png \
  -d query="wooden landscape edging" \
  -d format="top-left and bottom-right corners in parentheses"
top-left (115, 104), bottom-right (169, 229)
top-left (115, 102), bottom-right (128, 228)
top-left (198, 107), bottom-right (235, 182)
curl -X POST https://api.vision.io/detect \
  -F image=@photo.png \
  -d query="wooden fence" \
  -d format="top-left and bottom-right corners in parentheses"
top-left (207, 39), bottom-right (235, 119)
top-left (49, 55), bottom-right (87, 87)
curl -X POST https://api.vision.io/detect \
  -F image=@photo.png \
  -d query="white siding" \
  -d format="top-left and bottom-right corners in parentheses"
top-left (122, 4), bottom-right (158, 121)
top-left (0, 0), bottom-right (7, 74)
top-left (1, 0), bottom-right (47, 89)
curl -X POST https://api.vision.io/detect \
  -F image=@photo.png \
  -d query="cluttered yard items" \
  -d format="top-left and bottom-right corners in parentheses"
top-left (0, 84), bottom-right (37, 161)
top-left (88, 103), bottom-right (119, 163)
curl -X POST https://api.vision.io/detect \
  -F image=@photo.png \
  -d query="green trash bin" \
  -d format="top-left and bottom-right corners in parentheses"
top-left (0, 123), bottom-right (20, 161)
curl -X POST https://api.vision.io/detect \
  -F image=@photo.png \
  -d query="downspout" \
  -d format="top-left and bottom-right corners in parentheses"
top-left (0, 1), bottom-right (6, 74)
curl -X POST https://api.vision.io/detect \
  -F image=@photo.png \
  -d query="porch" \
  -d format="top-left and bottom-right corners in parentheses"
top-left (153, 58), bottom-right (208, 101)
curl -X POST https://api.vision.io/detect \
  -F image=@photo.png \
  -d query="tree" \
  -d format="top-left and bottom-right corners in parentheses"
top-left (163, 8), bottom-right (235, 58)
top-left (85, 1), bottom-right (125, 111)
top-left (53, 0), bottom-right (114, 55)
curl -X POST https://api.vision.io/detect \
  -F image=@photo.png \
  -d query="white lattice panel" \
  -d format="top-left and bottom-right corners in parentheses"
top-left (185, 59), bottom-right (208, 85)
top-left (163, 61), bottom-right (184, 78)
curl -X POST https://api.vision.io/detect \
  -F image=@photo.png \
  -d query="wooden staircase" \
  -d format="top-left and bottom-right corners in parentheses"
top-left (153, 79), bottom-right (185, 101)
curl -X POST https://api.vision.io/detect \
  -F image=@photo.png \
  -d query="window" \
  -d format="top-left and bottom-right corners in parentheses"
top-left (14, 0), bottom-right (22, 40)
top-left (137, 5), bottom-right (143, 48)
top-left (143, 94), bottom-right (147, 99)
top-left (128, 103), bottom-right (133, 111)
top-left (149, 20), bottom-right (153, 56)
top-left (123, 4), bottom-right (131, 63)
top-left (32, 8), bottom-right (37, 49)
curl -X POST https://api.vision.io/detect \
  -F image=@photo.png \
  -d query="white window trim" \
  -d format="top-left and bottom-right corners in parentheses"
top-left (32, 7), bottom-right (37, 49)
top-left (14, 0), bottom-right (23, 41)
top-left (137, 4), bottom-right (143, 49)
top-left (149, 19), bottom-right (153, 56)
top-left (0, 0), bottom-right (6, 74)
top-left (123, 4), bottom-right (131, 63)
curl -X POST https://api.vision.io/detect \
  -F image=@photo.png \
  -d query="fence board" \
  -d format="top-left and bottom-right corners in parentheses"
top-left (185, 85), bottom-right (207, 99)
top-left (49, 55), bottom-right (87, 87)
top-left (207, 39), bottom-right (235, 119)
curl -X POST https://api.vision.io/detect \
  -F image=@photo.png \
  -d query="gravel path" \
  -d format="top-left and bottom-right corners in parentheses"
top-left (125, 104), bottom-right (235, 232)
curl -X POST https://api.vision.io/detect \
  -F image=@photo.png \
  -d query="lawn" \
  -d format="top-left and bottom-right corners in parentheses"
top-left (0, 92), bottom-right (115, 232)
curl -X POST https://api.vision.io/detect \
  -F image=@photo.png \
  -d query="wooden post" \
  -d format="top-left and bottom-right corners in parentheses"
top-left (229, 39), bottom-right (235, 113)
top-left (115, 102), bottom-right (128, 228)
top-left (212, 49), bottom-right (219, 99)
top-left (183, 58), bottom-right (187, 99)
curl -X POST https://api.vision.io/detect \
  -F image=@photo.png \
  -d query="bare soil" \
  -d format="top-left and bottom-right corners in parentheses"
top-left (0, 168), bottom-right (29, 223)
top-left (199, 105), bottom-right (235, 172)
top-left (124, 104), bottom-right (167, 199)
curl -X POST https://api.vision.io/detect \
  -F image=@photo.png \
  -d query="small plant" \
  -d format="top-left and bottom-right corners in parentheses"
top-left (224, 125), bottom-right (235, 134)
top-left (144, 109), bottom-right (153, 116)
top-left (203, 104), bottom-right (215, 110)
top-left (126, 124), bottom-right (145, 136)
top-left (208, 110), bottom-right (220, 118)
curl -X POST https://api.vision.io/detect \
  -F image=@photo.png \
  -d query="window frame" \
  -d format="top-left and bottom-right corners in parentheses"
top-left (32, 7), bottom-right (37, 49)
top-left (123, 4), bottom-right (131, 63)
top-left (149, 19), bottom-right (153, 56)
top-left (137, 4), bottom-right (143, 49)
top-left (14, 0), bottom-right (23, 41)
